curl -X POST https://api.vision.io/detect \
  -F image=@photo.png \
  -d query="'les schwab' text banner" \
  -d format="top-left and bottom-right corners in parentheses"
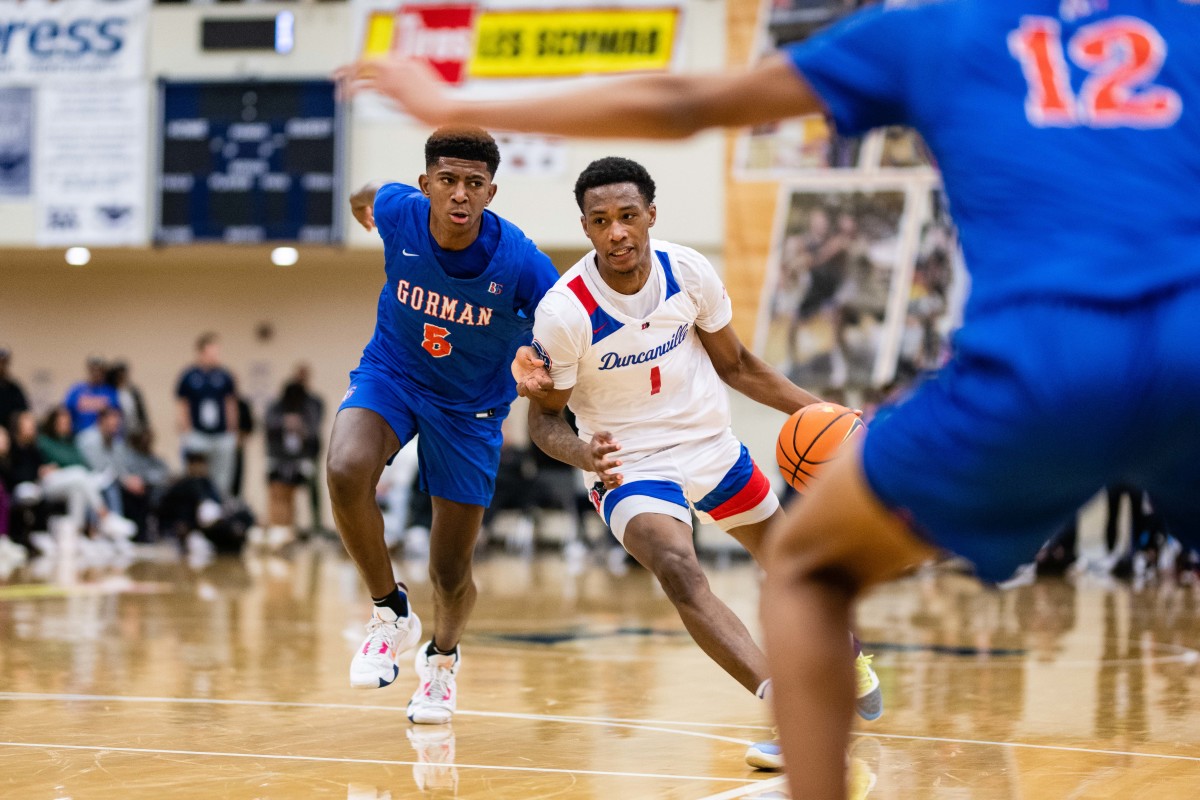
top-left (362, 4), bottom-right (679, 81)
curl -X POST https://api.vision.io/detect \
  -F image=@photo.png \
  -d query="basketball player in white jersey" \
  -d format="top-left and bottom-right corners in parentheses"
top-left (519, 157), bottom-right (881, 769)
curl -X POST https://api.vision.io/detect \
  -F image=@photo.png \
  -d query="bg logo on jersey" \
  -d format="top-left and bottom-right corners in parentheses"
top-left (393, 4), bottom-right (478, 85)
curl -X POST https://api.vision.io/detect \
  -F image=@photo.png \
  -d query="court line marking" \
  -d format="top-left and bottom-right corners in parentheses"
top-left (0, 692), bottom-right (760, 745)
top-left (0, 741), bottom-right (756, 784)
top-left (11, 692), bottom-right (1200, 767)
top-left (697, 775), bottom-right (787, 800)
top-left (854, 732), bottom-right (1200, 764)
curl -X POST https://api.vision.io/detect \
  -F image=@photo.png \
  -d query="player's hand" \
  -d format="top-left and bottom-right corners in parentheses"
top-left (512, 346), bottom-right (553, 399)
top-left (587, 432), bottom-right (623, 490)
top-left (351, 201), bottom-right (375, 232)
top-left (334, 57), bottom-right (454, 127)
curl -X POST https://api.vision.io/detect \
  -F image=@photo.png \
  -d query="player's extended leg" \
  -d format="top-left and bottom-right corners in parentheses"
top-left (726, 511), bottom-right (883, 726)
top-left (622, 512), bottom-right (768, 693)
top-left (328, 407), bottom-right (422, 689)
top-left (761, 441), bottom-right (936, 800)
top-left (426, 497), bottom-right (486, 651)
top-left (407, 496), bottom-right (485, 725)
top-left (327, 407), bottom-right (401, 598)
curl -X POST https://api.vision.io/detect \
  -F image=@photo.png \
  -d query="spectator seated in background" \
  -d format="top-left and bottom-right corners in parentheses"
top-left (76, 407), bottom-right (149, 537)
top-left (262, 382), bottom-right (321, 550)
top-left (283, 363), bottom-right (327, 532)
top-left (0, 425), bottom-right (26, 564)
top-left (8, 409), bottom-right (135, 549)
top-left (159, 450), bottom-right (256, 559)
top-left (107, 360), bottom-right (150, 439)
top-left (64, 356), bottom-right (119, 433)
top-left (0, 346), bottom-right (29, 438)
top-left (126, 429), bottom-right (171, 513)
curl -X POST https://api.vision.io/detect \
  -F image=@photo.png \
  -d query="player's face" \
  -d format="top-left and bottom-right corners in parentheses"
top-left (580, 183), bottom-right (656, 276)
top-left (420, 157), bottom-right (497, 231)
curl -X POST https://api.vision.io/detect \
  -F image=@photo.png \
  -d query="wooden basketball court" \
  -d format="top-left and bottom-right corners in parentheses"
top-left (2, 545), bottom-right (1199, 798)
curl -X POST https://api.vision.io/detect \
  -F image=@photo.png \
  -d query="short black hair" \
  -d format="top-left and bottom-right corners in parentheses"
top-left (574, 157), bottom-right (656, 211)
top-left (196, 332), bottom-right (218, 352)
top-left (425, 126), bottom-right (501, 177)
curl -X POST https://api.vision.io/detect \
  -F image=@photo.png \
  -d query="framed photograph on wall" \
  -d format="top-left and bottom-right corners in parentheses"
top-left (754, 182), bottom-right (923, 400)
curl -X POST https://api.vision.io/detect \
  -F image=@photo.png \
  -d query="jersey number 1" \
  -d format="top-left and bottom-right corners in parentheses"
top-left (1009, 16), bottom-right (1182, 128)
top-left (422, 323), bottom-right (452, 358)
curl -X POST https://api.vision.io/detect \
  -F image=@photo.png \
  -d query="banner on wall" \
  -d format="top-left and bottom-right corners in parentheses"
top-left (0, 0), bottom-right (149, 80)
top-left (360, 2), bottom-right (681, 85)
top-left (0, 87), bottom-right (33, 198)
top-left (36, 81), bottom-right (147, 246)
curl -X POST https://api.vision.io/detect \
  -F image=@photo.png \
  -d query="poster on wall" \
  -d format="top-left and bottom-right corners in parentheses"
top-left (352, 0), bottom-right (684, 117)
top-left (0, 87), bottom-right (33, 199)
top-left (733, 0), bottom-right (932, 177)
top-left (754, 184), bottom-right (917, 399)
top-left (36, 81), bottom-right (147, 246)
top-left (0, 0), bottom-right (149, 81)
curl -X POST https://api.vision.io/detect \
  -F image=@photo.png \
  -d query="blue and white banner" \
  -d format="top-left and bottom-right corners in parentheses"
top-left (0, 0), bottom-right (149, 81)
top-left (37, 81), bottom-right (147, 246)
top-left (0, 87), bottom-right (32, 198)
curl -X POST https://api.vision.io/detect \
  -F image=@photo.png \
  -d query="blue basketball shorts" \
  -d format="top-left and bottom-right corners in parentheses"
top-left (339, 367), bottom-right (504, 508)
top-left (862, 283), bottom-right (1200, 583)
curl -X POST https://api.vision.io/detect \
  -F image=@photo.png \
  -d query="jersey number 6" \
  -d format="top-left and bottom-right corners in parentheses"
top-left (1009, 16), bottom-right (1182, 129)
top-left (422, 323), bottom-right (452, 358)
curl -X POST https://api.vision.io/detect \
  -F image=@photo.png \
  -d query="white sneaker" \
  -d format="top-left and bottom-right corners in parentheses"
top-left (100, 513), bottom-right (137, 540)
top-left (0, 536), bottom-right (28, 563)
top-left (350, 605), bottom-right (422, 689)
top-left (266, 525), bottom-right (295, 550)
top-left (407, 641), bottom-right (460, 724)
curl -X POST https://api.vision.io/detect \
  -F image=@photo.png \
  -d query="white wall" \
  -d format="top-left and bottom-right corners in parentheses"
top-left (0, 1), bottom-right (729, 254)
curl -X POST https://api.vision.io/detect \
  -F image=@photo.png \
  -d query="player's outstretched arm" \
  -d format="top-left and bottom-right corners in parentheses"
top-left (335, 54), bottom-right (824, 140)
top-left (526, 390), bottom-right (624, 489)
top-left (698, 324), bottom-right (821, 414)
top-left (348, 180), bottom-right (387, 232)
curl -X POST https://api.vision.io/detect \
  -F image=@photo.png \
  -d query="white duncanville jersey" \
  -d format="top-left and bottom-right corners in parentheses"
top-left (532, 239), bottom-right (734, 458)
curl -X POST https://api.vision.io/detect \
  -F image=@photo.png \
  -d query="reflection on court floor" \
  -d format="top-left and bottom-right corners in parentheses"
top-left (2, 546), bottom-right (1200, 798)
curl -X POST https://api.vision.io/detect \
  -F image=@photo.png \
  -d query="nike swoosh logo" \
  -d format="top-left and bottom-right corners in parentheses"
top-left (402, 249), bottom-right (419, 257)
top-left (593, 324), bottom-right (607, 335)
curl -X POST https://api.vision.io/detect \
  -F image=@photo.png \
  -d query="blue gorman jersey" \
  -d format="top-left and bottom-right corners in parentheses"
top-left (359, 183), bottom-right (558, 414)
top-left (787, 1), bottom-right (1200, 320)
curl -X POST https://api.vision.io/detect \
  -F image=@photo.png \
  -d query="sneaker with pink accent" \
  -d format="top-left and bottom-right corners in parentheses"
top-left (407, 641), bottom-right (460, 724)
top-left (349, 606), bottom-right (422, 689)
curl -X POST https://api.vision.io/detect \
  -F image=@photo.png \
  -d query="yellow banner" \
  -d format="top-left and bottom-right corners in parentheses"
top-left (469, 9), bottom-right (678, 78)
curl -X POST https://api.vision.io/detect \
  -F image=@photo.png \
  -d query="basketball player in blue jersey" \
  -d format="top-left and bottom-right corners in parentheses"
top-left (342, 2), bottom-right (1200, 795)
top-left (329, 127), bottom-right (558, 725)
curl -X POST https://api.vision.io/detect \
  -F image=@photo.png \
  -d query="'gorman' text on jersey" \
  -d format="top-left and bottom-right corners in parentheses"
top-left (532, 240), bottom-right (735, 458)
top-left (359, 182), bottom-right (546, 413)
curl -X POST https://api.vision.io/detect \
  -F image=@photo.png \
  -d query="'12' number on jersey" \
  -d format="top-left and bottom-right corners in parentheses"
top-left (1009, 16), bottom-right (1182, 129)
top-left (422, 323), bottom-right (452, 358)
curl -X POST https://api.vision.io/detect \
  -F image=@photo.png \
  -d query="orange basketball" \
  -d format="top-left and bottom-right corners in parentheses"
top-left (775, 403), bottom-right (865, 492)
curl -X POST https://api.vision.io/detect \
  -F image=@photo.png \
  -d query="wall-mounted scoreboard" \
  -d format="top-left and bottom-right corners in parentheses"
top-left (156, 80), bottom-right (341, 244)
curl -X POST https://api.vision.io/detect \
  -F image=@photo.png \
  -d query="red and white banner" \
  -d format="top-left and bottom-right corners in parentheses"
top-left (389, 4), bottom-right (478, 85)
